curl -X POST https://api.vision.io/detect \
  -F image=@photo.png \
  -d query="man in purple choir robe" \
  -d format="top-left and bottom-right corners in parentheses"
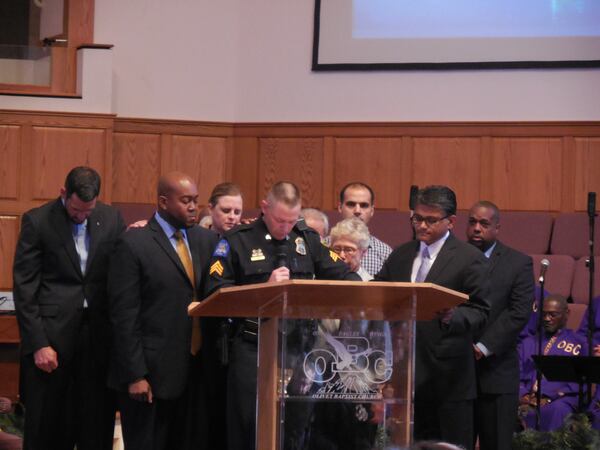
top-left (518, 295), bottom-right (585, 431)
top-left (575, 297), bottom-right (600, 431)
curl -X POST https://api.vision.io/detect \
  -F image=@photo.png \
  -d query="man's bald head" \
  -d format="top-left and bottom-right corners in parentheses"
top-left (157, 172), bottom-right (196, 197)
top-left (157, 172), bottom-right (199, 229)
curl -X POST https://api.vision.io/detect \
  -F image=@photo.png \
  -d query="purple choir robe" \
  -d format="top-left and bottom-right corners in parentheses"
top-left (518, 328), bottom-right (585, 431)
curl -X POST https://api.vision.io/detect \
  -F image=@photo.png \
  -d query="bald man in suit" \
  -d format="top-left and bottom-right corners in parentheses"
top-left (108, 172), bottom-right (218, 450)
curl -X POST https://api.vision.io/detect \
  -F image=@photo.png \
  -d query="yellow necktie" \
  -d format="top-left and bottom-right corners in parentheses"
top-left (174, 230), bottom-right (202, 355)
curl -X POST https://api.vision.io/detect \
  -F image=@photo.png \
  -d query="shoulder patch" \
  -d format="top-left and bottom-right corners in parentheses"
top-left (210, 260), bottom-right (224, 276)
top-left (213, 239), bottom-right (230, 257)
top-left (329, 250), bottom-right (340, 262)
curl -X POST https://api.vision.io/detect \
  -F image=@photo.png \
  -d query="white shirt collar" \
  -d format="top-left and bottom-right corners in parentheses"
top-left (418, 230), bottom-right (450, 259)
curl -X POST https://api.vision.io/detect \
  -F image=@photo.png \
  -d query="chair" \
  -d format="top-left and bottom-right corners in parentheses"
top-left (570, 257), bottom-right (600, 304)
top-left (112, 202), bottom-right (155, 226)
top-left (567, 303), bottom-right (588, 331)
top-left (530, 254), bottom-right (576, 299)
top-left (550, 213), bottom-right (600, 258)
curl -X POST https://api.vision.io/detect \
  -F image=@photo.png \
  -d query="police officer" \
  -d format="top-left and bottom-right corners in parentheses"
top-left (205, 181), bottom-right (360, 450)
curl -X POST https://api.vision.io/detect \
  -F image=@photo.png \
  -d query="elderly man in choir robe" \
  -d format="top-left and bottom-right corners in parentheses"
top-left (518, 295), bottom-right (586, 431)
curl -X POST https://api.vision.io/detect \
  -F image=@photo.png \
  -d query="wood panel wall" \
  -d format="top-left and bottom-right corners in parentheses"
top-left (2, 110), bottom-right (600, 291)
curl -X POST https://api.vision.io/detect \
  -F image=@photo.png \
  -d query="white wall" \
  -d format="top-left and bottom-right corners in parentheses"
top-left (233, 0), bottom-right (600, 122)
top-left (3, 0), bottom-right (600, 121)
top-left (94, 0), bottom-right (239, 121)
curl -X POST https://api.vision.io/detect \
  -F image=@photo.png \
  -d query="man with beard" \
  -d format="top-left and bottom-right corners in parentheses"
top-left (108, 172), bottom-right (218, 450)
top-left (14, 166), bottom-right (125, 450)
top-left (466, 201), bottom-right (534, 450)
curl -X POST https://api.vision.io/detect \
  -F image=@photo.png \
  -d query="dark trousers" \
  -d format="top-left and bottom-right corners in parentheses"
top-left (118, 392), bottom-right (186, 450)
top-left (474, 392), bottom-right (518, 450)
top-left (414, 398), bottom-right (474, 450)
top-left (227, 337), bottom-right (258, 450)
top-left (21, 316), bottom-right (115, 450)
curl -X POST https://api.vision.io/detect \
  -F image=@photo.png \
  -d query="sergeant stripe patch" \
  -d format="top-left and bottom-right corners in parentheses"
top-left (329, 250), bottom-right (340, 262)
top-left (210, 260), bottom-right (224, 276)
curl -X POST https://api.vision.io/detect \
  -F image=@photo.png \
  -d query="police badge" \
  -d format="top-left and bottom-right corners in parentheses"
top-left (295, 237), bottom-right (307, 255)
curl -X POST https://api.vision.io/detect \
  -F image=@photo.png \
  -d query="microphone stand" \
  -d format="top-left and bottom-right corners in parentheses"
top-left (535, 277), bottom-right (545, 430)
top-left (586, 192), bottom-right (596, 405)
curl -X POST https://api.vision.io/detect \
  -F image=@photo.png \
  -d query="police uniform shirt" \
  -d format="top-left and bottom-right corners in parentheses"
top-left (206, 216), bottom-right (360, 293)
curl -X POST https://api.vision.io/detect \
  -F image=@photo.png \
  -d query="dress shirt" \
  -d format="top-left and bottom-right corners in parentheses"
top-left (410, 231), bottom-right (450, 282)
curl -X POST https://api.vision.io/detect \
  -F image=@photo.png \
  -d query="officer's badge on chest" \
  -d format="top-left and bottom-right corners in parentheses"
top-left (295, 237), bottom-right (307, 255)
top-left (250, 248), bottom-right (265, 261)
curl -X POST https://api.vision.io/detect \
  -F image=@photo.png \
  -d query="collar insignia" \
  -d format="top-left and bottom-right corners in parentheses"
top-left (250, 248), bottom-right (266, 261)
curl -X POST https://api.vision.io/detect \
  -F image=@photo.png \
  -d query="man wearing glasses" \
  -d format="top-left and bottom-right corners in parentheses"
top-left (375, 185), bottom-right (490, 450)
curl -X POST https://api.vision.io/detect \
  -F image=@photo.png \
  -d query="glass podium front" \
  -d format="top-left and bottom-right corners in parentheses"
top-left (256, 286), bottom-right (416, 450)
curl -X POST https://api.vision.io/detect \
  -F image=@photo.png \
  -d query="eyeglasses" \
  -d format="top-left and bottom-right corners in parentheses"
top-left (410, 214), bottom-right (449, 227)
top-left (332, 246), bottom-right (358, 255)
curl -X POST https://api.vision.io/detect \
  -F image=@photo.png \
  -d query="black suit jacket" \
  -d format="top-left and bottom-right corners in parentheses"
top-left (474, 240), bottom-right (534, 394)
top-left (107, 216), bottom-right (218, 400)
top-left (375, 234), bottom-right (490, 401)
top-left (13, 198), bottom-right (126, 366)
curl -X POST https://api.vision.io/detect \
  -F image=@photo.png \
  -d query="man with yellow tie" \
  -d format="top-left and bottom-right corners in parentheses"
top-left (108, 172), bottom-right (218, 450)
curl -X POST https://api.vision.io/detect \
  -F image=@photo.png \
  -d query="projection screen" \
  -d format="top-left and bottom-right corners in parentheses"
top-left (313, 0), bottom-right (600, 70)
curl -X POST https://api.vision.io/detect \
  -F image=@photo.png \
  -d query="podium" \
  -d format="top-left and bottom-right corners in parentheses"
top-left (189, 280), bottom-right (467, 449)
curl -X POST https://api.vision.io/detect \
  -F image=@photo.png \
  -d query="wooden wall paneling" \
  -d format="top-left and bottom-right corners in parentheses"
top-left (561, 136), bottom-right (576, 212)
top-left (0, 215), bottom-right (19, 290)
top-left (0, 126), bottom-right (20, 200)
top-left (488, 138), bottom-right (563, 211)
top-left (412, 137), bottom-right (482, 210)
top-left (231, 137), bottom-right (259, 208)
top-left (164, 135), bottom-right (228, 207)
top-left (103, 123), bottom-right (114, 202)
top-left (112, 132), bottom-right (161, 204)
top-left (399, 136), bottom-right (414, 210)
top-left (17, 124), bottom-right (33, 207)
top-left (574, 137), bottom-right (600, 211)
top-left (258, 138), bottom-right (324, 209)
top-left (30, 126), bottom-right (106, 201)
top-left (321, 137), bottom-right (336, 209)
top-left (478, 136), bottom-right (494, 203)
top-left (224, 137), bottom-right (234, 182)
top-left (332, 138), bottom-right (406, 210)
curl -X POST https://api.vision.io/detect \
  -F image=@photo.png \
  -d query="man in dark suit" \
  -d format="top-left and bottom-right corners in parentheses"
top-left (467, 201), bottom-right (534, 450)
top-left (13, 166), bottom-right (125, 450)
top-left (108, 172), bottom-right (218, 450)
top-left (374, 185), bottom-right (490, 450)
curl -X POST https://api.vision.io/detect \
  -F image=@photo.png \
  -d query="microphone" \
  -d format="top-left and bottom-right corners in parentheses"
top-left (538, 258), bottom-right (550, 283)
top-left (275, 242), bottom-right (288, 268)
top-left (409, 185), bottom-right (419, 211)
top-left (588, 192), bottom-right (597, 218)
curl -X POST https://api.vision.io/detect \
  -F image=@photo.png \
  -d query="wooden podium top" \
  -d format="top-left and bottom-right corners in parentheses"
top-left (189, 280), bottom-right (467, 321)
